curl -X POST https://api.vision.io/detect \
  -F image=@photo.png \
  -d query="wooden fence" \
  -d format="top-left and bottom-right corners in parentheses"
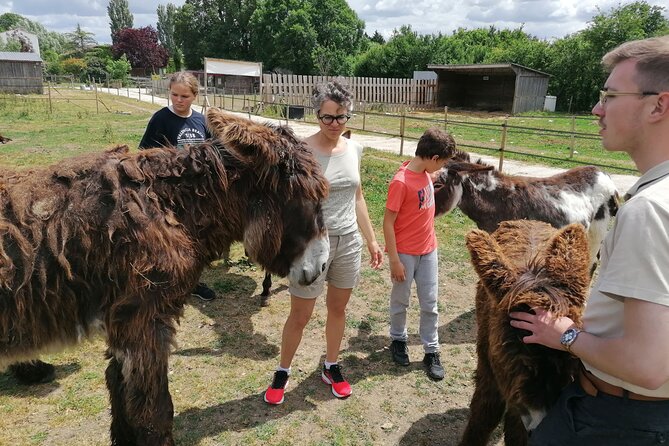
top-left (261, 74), bottom-right (437, 111)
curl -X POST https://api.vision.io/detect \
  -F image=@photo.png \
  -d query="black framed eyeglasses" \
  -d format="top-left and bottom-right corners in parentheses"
top-left (599, 90), bottom-right (658, 105)
top-left (317, 114), bottom-right (351, 125)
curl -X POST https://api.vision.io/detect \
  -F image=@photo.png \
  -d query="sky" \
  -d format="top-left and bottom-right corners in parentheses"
top-left (0, 0), bottom-right (667, 45)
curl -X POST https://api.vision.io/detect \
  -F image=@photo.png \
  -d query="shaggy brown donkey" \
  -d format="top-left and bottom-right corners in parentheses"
top-left (258, 129), bottom-right (351, 304)
top-left (460, 220), bottom-right (591, 446)
top-left (0, 109), bottom-right (329, 446)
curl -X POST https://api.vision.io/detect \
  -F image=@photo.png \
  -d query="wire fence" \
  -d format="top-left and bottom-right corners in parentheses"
top-left (0, 79), bottom-right (636, 174)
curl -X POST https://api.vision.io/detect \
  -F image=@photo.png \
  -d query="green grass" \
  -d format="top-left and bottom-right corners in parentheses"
top-left (0, 91), bottom-right (159, 168)
top-left (0, 88), bottom-right (567, 446)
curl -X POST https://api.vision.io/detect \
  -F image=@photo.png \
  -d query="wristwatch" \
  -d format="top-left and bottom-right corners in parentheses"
top-left (560, 327), bottom-right (582, 353)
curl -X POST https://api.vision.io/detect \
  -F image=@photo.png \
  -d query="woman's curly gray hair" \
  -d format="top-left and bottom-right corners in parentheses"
top-left (311, 80), bottom-right (353, 114)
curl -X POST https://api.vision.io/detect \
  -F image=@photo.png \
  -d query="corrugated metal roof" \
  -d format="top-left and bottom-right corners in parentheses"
top-left (0, 52), bottom-right (43, 62)
top-left (427, 63), bottom-right (549, 77)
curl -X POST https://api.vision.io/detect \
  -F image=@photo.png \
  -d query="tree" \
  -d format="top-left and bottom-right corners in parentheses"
top-left (354, 26), bottom-right (435, 78)
top-left (248, 0), bottom-right (364, 74)
top-left (0, 35), bottom-right (21, 52)
top-left (175, 0), bottom-right (257, 70)
top-left (112, 26), bottom-right (169, 74)
top-left (66, 24), bottom-right (97, 57)
top-left (107, 55), bottom-right (131, 83)
top-left (84, 57), bottom-right (108, 83)
top-left (0, 29), bottom-right (34, 52)
top-left (250, 0), bottom-right (318, 73)
top-left (108, 0), bottom-right (134, 42)
top-left (582, 1), bottom-right (668, 52)
top-left (42, 49), bottom-right (63, 75)
top-left (370, 31), bottom-right (385, 45)
top-left (157, 3), bottom-right (182, 71)
top-left (548, 1), bottom-right (669, 111)
top-left (61, 57), bottom-right (87, 80)
top-left (307, 0), bottom-right (364, 53)
top-left (482, 29), bottom-right (551, 70)
top-left (312, 45), bottom-right (353, 75)
top-left (0, 12), bottom-right (69, 54)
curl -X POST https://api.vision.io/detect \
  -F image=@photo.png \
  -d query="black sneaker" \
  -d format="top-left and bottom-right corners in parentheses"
top-left (390, 340), bottom-right (410, 366)
top-left (423, 352), bottom-right (444, 380)
top-left (192, 282), bottom-right (216, 301)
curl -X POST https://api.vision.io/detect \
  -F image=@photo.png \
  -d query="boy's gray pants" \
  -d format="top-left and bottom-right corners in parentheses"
top-left (389, 249), bottom-right (439, 353)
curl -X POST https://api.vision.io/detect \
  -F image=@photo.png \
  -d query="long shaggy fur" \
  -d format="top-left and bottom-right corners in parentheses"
top-left (0, 108), bottom-right (328, 445)
top-left (460, 220), bottom-right (590, 446)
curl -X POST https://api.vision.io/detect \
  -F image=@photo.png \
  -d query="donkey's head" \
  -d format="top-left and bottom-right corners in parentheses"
top-left (206, 108), bottom-right (329, 281)
top-left (434, 160), bottom-right (495, 217)
top-left (465, 220), bottom-right (590, 322)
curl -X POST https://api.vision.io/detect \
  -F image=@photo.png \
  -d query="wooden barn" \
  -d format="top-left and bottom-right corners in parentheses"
top-left (0, 51), bottom-right (44, 94)
top-left (427, 63), bottom-right (550, 114)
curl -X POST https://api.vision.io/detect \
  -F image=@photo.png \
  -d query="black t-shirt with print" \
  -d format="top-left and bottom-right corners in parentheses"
top-left (139, 106), bottom-right (211, 150)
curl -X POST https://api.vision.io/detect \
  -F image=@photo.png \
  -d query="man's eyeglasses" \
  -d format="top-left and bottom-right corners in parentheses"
top-left (599, 90), bottom-right (658, 105)
top-left (318, 114), bottom-right (351, 125)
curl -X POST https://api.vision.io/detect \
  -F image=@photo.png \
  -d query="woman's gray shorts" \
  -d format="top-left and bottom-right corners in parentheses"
top-left (289, 231), bottom-right (363, 299)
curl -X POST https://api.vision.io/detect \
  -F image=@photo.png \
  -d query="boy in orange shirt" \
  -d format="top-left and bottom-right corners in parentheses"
top-left (383, 128), bottom-right (455, 380)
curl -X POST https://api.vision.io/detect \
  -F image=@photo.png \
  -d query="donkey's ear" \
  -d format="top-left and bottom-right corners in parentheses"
top-left (206, 108), bottom-right (280, 165)
top-left (433, 169), bottom-right (461, 217)
top-left (545, 223), bottom-right (590, 296)
top-left (465, 229), bottom-right (518, 298)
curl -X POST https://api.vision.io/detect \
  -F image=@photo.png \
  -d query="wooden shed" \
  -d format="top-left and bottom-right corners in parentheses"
top-left (426, 63), bottom-right (550, 114)
top-left (0, 51), bottom-right (44, 94)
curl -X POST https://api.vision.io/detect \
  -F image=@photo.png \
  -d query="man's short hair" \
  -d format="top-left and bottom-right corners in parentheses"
top-left (415, 127), bottom-right (456, 159)
top-left (602, 36), bottom-right (669, 92)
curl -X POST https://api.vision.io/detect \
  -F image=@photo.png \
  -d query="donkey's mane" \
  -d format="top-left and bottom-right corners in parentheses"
top-left (449, 148), bottom-right (490, 170)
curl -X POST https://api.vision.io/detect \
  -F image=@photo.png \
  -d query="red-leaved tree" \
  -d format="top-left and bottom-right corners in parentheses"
top-left (112, 26), bottom-right (169, 74)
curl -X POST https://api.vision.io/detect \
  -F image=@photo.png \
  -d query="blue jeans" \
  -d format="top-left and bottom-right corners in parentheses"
top-left (529, 382), bottom-right (669, 445)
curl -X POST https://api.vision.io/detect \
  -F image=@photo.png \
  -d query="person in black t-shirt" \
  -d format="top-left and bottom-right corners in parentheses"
top-left (139, 71), bottom-right (216, 302)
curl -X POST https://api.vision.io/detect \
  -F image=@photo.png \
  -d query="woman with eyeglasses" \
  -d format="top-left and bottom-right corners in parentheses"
top-left (264, 80), bottom-right (384, 405)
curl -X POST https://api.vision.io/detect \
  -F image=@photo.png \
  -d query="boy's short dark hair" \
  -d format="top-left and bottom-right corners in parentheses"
top-left (415, 127), bottom-right (456, 159)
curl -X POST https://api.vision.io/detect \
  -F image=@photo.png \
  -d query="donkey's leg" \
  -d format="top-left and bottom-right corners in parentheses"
top-left (107, 318), bottom-right (175, 446)
top-left (261, 272), bottom-right (272, 297)
top-left (459, 362), bottom-right (506, 446)
top-left (9, 359), bottom-right (56, 384)
top-left (106, 354), bottom-right (136, 445)
top-left (503, 409), bottom-right (528, 446)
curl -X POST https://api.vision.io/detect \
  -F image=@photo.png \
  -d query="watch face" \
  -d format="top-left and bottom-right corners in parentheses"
top-left (561, 328), bottom-right (576, 345)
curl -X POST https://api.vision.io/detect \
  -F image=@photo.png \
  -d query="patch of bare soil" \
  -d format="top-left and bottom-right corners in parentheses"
top-left (0, 251), bottom-right (504, 446)
top-left (186, 251), bottom-right (501, 445)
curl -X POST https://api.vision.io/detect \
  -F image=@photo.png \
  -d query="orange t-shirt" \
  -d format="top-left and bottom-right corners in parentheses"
top-left (386, 161), bottom-right (437, 255)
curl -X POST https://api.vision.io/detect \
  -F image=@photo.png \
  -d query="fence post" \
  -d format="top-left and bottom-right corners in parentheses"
top-left (94, 82), bottom-right (99, 114)
top-left (498, 115), bottom-right (509, 171)
top-left (138, 85), bottom-right (141, 102)
top-left (231, 88), bottom-right (235, 112)
top-left (399, 105), bottom-right (406, 156)
top-left (362, 101), bottom-right (367, 131)
top-left (48, 82), bottom-right (53, 114)
top-left (569, 115), bottom-right (576, 158)
top-left (444, 106), bottom-right (448, 130)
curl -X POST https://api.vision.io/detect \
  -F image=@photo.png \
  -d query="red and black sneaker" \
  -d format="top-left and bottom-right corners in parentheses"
top-left (321, 364), bottom-right (352, 398)
top-left (263, 370), bottom-right (289, 405)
